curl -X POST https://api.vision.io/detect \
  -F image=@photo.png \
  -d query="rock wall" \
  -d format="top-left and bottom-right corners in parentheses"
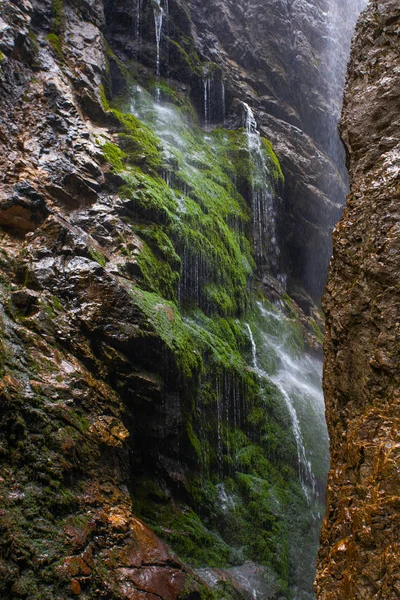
top-left (316, 2), bottom-right (400, 598)
top-left (184, 0), bottom-right (366, 298)
top-left (0, 1), bottom-right (213, 598)
top-left (0, 0), bottom-right (364, 598)
top-left (107, 0), bottom-right (365, 300)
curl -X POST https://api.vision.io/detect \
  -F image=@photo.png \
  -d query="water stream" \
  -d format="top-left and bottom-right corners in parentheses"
top-left (250, 302), bottom-right (326, 505)
top-left (242, 102), bottom-right (279, 272)
top-left (127, 82), bottom-right (328, 597)
top-left (152, 0), bottom-right (169, 98)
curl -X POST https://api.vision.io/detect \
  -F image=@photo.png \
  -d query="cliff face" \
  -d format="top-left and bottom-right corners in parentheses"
top-left (316, 2), bottom-right (400, 598)
top-left (0, 0), bottom-right (361, 599)
top-left (107, 0), bottom-right (365, 299)
top-left (180, 0), bottom-right (366, 298)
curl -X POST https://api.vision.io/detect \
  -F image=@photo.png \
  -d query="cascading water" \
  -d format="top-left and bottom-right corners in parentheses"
top-left (121, 3), bottom-right (368, 595)
top-left (221, 80), bottom-right (226, 124)
top-left (246, 315), bottom-right (320, 506)
top-left (152, 0), bottom-right (169, 98)
top-left (203, 76), bottom-right (211, 126)
top-left (202, 68), bottom-right (226, 126)
top-left (126, 82), bottom-right (325, 598)
top-left (243, 102), bottom-right (279, 273)
top-left (153, 0), bottom-right (163, 76)
top-left (252, 309), bottom-right (324, 496)
top-left (249, 303), bottom-right (326, 505)
top-left (246, 323), bottom-right (258, 371)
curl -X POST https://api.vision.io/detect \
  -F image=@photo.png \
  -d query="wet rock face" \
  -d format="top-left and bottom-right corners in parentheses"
top-left (316, 2), bottom-right (400, 598)
top-left (105, 0), bottom-right (365, 298)
top-left (175, 0), bottom-right (364, 297)
top-left (0, 1), bottom-right (208, 598)
top-left (0, 0), bottom-right (360, 597)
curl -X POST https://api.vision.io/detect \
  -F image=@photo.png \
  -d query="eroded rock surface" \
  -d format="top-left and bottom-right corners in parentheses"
top-left (0, 0), bottom-right (363, 598)
top-left (316, 2), bottom-right (400, 598)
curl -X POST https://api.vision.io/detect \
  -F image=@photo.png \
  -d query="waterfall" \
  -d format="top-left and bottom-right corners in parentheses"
top-left (271, 377), bottom-right (317, 502)
top-left (153, 0), bottom-right (163, 78)
top-left (243, 102), bottom-right (279, 271)
top-left (203, 76), bottom-right (211, 126)
top-left (247, 306), bottom-right (324, 503)
top-left (125, 69), bottom-right (330, 598)
top-left (221, 80), bottom-right (226, 124)
top-left (202, 68), bottom-right (226, 126)
top-left (246, 323), bottom-right (258, 371)
top-left (152, 0), bottom-right (168, 98)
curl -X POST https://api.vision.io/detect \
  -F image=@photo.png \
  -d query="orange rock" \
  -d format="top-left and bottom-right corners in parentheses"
top-left (71, 579), bottom-right (81, 595)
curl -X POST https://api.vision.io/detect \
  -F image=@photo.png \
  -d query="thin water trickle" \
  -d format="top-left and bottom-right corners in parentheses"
top-left (221, 80), bottom-right (226, 123)
top-left (246, 323), bottom-right (258, 371)
top-left (242, 102), bottom-right (279, 271)
top-left (152, 0), bottom-right (168, 99)
top-left (134, 0), bottom-right (142, 54)
top-left (216, 376), bottom-right (223, 476)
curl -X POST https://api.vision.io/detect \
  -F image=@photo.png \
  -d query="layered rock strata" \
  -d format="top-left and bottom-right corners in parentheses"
top-left (317, 2), bottom-right (400, 598)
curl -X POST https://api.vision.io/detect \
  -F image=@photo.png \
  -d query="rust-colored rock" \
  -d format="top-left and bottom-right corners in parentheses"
top-left (71, 579), bottom-right (81, 595)
top-left (316, 2), bottom-right (400, 599)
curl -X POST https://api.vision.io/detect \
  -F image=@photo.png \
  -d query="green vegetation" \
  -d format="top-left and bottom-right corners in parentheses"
top-left (169, 35), bottom-right (203, 78)
top-left (46, 33), bottom-right (64, 61)
top-left (262, 137), bottom-right (285, 185)
top-left (102, 141), bottom-right (126, 171)
top-left (89, 247), bottom-right (107, 268)
top-left (310, 317), bottom-right (325, 344)
top-left (95, 71), bottom-right (324, 598)
top-left (50, 0), bottom-right (64, 34)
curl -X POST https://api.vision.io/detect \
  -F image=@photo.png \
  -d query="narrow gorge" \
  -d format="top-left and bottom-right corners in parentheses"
top-left (316, 1), bottom-right (400, 598)
top-left (0, 1), bottom-right (392, 600)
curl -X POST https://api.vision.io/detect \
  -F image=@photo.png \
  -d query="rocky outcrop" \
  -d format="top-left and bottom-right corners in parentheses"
top-left (174, 0), bottom-right (366, 298)
top-left (0, 2), bottom-right (212, 598)
top-left (0, 0), bottom-right (363, 598)
top-left (316, 2), bottom-right (400, 598)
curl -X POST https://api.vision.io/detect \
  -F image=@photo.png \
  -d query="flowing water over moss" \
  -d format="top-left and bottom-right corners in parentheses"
top-left (100, 75), bottom-right (328, 599)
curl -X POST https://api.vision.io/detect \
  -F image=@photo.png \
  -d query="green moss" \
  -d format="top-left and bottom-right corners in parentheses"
top-left (0, 51), bottom-right (5, 63)
top-left (50, 0), bottom-right (64, 34)
top-left (129, 288), bottom-right (202, 378)
top-left (310, 318), bottom-right (324, 344)
top-left (99, 93), bottom-right (163, 173)
top-left (120, 171), bottom-right (178, 223)
top-left (99, 84), bottom-right (110, 111)
top-left (169, 37), bottom-right (203, 77)
top-left (89, 247), bottom-right (107, 268)
top-left (132, 478), bottom-right (239, 568)
top-left (135, 243), bottom-right (179, 301)
top-left (133, 225), bottom-right (181, 301)
top-left (149, 79), bottom-right (192, 111)
top-left (46, 33), bottom-right (64, 61)
top-left (116, 113), bottom-right (163, 172)
top-left (261, 138), bottom-right (285, 185)
top-left (102, 141), bottom-right (126, 171)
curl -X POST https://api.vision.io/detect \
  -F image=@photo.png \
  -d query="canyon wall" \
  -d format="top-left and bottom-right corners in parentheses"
top-left (108, 0), bottom-right (365, 300)
top-left (0, 0), bottom-right (364, 598)
top-left (316, 1), bottom-right (400, 598)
